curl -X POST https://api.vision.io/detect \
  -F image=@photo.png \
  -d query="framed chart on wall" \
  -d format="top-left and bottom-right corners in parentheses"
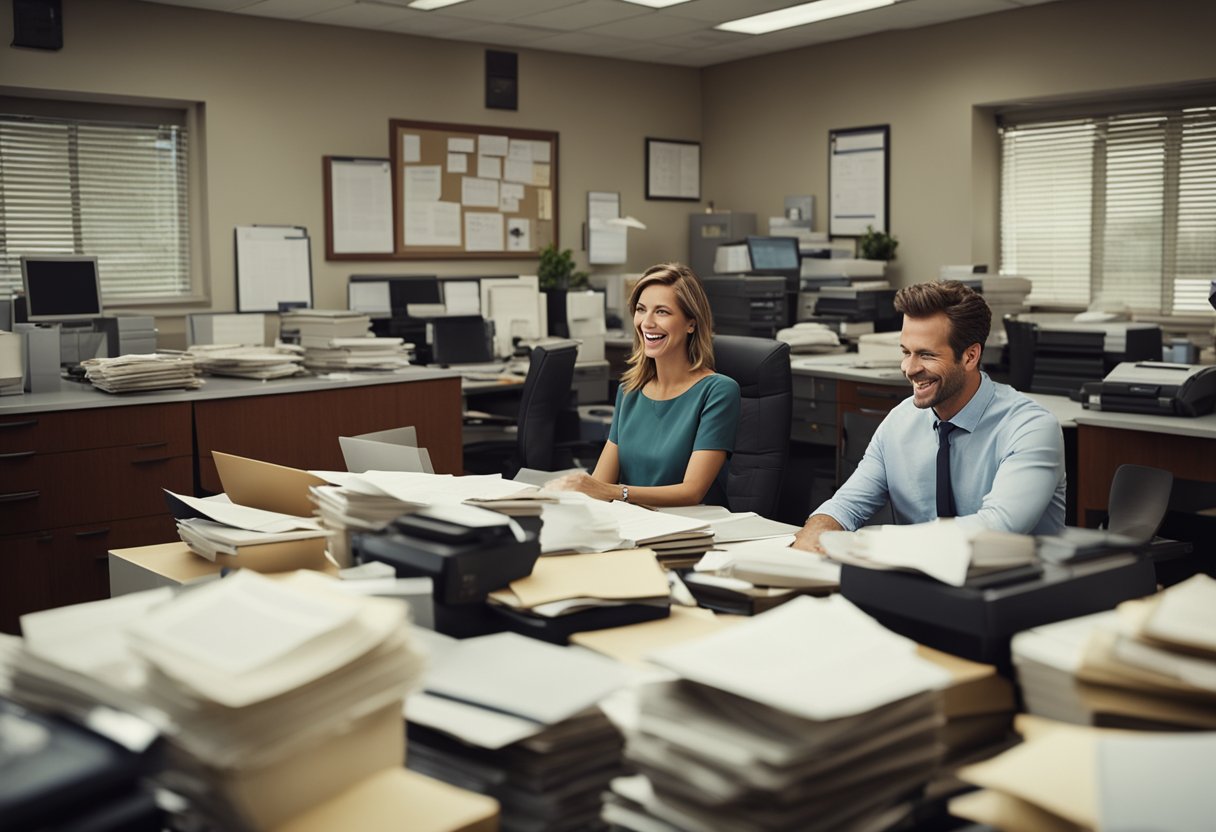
top-left (389, 119), bottom-right (559, 260)
top-left (828, 125), bottom-right (889, 237)
top-left (645, 138), bottom-right (700, 201)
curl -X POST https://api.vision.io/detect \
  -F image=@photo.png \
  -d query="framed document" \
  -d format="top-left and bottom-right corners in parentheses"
top-left (829, 125), bottom-right (889, 237)
top-left (646, 138), bottom-right (700, 201)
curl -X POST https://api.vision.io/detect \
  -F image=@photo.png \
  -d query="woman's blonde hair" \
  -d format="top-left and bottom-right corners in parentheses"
top-left (619, 262), bottom-right (715, 393)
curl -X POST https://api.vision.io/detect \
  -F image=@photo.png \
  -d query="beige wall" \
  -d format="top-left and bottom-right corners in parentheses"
top-left (702, 0), bottom-right (1216, 290)
top-left (0, 0), bottom-right (702, 341)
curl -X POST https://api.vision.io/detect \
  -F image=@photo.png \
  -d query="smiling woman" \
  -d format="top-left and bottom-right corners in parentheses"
top-left (545, 263), bottom-right (741, 507)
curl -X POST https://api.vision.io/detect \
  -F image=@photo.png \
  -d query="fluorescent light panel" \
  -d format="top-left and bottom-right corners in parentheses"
top-left (407, 0), bottom-right (471, 10)
top-left (717, 0), bottom-right (896, 35)
top-left (620, 0), bottom-right (694, 7)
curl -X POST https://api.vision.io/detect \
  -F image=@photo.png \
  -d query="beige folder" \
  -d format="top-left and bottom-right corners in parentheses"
top-left (488, 548), bottom-right (669, 609)
top-left (570, 605), bottom-right (740, 667)
top-left (917, 645), bottom-right (1016, 718)
top-left (213, 451), bottom-right (328, 517)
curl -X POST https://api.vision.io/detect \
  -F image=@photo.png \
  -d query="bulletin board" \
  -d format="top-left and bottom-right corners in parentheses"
top-left (389, 119), bottom-right (559, 260)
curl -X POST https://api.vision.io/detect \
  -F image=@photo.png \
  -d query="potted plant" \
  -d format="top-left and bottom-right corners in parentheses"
top-left (537, 243), bottom-right (589, 338)
top-left (858, 225), bottom-right (899, 262)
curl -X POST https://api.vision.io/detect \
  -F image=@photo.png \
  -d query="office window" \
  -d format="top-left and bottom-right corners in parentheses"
top-left (1000, 105), bottom-right (1216, 315)
top-left (0, 113), bottom-right (191, 303)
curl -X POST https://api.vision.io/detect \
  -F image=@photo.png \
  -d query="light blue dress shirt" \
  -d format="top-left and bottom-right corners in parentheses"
top-left (815, 372), bottom-right (1066, 535)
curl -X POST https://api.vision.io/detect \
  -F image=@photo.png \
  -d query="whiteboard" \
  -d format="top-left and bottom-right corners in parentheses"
top-left (329, 158), bottom-right (393, 254)
top-left (829, 126), bottom-right (889, 236)
top-left (235, 225), bottom-right (313, 313)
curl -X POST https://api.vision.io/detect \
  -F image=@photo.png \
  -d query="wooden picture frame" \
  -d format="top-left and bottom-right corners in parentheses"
top-left (645, 137), bottom-right (701, 201)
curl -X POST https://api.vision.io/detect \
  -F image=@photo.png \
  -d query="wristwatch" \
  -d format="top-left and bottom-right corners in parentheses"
top-left (620, 485), bottom-right (629, 503)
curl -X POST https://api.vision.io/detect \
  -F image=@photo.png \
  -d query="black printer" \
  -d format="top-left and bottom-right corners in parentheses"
top-left (1082, 361), bottom-right (1216, 417)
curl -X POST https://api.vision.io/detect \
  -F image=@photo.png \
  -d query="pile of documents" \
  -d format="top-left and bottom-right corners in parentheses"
top-left (605, 596), bottom-right (951, 832)
top-left (685, 534), bottom-right (841, 615)
top-left (1, 571), bottom-right (427, 830)
top-left (406, 630), bottom-right (630, 832)
top-left (820, 521), bottom-right (1036, 587)
top-left (950, 716), bottom-right (1214, 832)
top-left (1013, 574), bottom-right (1216, 730)
top-left (541, 499), bottom-right (712, 566)
top-left (279, 308), bottom-right (412, 371)
top-left (187, 343), bottom-right (305, 379)
top-left (487, 548), bottom-right (672, 643)
top-left (918, 646), bottom-right (1016, 768)
top-left (80, 352), bottom-right (201, 393)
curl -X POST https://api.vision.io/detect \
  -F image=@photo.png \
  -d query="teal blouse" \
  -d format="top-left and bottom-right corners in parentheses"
top-left (608, 373), bottom-right (741, 504)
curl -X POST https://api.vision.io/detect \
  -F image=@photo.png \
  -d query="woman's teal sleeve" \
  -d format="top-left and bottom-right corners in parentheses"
top-left (692, 376), bottom-right (741, 453)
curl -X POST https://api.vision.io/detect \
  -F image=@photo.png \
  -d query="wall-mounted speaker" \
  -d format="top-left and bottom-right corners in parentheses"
top-left (12, 0), bottom-right (63, 51)
top-left (485, 49), bottom-right (518, 111)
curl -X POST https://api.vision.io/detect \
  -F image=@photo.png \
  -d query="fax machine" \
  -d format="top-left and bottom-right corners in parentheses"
top-left (1081, 361), bottom-right (1216, 417)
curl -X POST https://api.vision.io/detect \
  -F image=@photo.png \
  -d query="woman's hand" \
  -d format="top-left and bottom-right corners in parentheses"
top-left (544, 472), bottom-right (617, 502)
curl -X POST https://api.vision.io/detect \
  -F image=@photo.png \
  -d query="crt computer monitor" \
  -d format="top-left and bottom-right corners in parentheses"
top-left (746, 236), bottom-right (800, 275)
top-left (21, 255), bottom-right (104, 322)
top-left (429, 315), bottom-right (494, 366)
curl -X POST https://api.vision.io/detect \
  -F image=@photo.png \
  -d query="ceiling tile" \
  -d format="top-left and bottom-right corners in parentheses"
top-left (516, 0), bottom-right (651, 32)
top-left (659, 0), bottom-right (801, 24)
top-left (304, 4), bottom-right (420, 27)
top-left (582, 11), bottom-right (708, 40)
top-left (423, 0), bottom-right (574, 24)
top-left (140, 0), bottom-right (261, 10)
top-left (443, 23), bottom-right (564, 46)
top-left (237, 0), bottom-right (351, 19)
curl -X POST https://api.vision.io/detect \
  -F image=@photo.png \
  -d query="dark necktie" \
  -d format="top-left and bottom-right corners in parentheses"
top-left (936, 421), bottom-right (957, 518)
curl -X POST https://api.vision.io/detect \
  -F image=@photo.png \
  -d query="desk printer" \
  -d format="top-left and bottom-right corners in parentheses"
top-left (1081, 361), bottom-right (1216, 417)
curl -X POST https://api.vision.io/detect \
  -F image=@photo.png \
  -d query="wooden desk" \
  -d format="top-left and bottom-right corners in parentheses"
top-left (0, 370), bottom-right (461, 633)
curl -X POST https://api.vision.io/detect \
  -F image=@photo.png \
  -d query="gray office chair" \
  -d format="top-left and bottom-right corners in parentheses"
top-left (1104, 463), bottom-right (1173, 542)
top-left (464, 342), bottom-right (579, 477)
top-left (714, 335), bottom-right (791, 519)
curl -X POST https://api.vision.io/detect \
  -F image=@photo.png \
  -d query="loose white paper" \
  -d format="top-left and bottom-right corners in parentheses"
top-left (461, 176), bottom-right (500, 208)
top-left (501, 182), bottom-right (525, 200)
top-left (330, 160), bottom-right (393, 254)
top-left (532, 141), bottom-right (551, 163)
top-left (531, 162), bottom-right (551, 187)
top-left (448, 136), bottom-right (475, 154)
top-left (447, 153), bottom-right (468, 174)
top-left (500, 196), bottom-right (520, 213)
top-left (503, 158), bottom-right (532, 184)
top-left (507, 217), bottom-right (531, 252)
top-left (402, 134), bottom-right (421, 163)
top-left (477, 155), bottom-right (502, 180)
top-left (404, 165), bottom-right (442, 203)
top-left (538, 189), bottom-right (553, 221)
top-left (403, 201), bottom-right (461, 247)
top-left (464, 212), bottom-right (504, 251)
top-left (507, 139), bottom-right (532, 163)
top-left (478, 134), bottom-right (509, 157)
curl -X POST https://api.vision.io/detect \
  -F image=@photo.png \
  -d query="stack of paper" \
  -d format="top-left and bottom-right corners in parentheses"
top-left (280, 309), bottom-right (373, 340)
top-left (187, 343), bottom-right (305, 379)
top-left (3, 571), bottom-right (427, 830)
top-left (1014, 575), bottom-right (1216, 730)
top-left (406, 631), bottom-right (630, 832)
top-left (919, 646), bottom-right (1016, 767)
top-left (166, 489), bottom-right (331, 572)
top-left (950, 716), bottom-right (1216, 832)
top-left (606, 596), bottom-right (951, 832)
top-left (684, 536), bottom-right (841, 615)
top-left (303, 337), bottom-right (413, 372)
top-left (487, 549), bottom-right (671, 642)
top-left (80, 352), bottom-right (201, 393)
top-left (821, 521), bottom-right (1036, 587)
top-left (596, 500), bottom-right (714, 567)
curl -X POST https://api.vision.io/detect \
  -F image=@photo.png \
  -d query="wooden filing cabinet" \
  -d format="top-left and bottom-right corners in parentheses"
top-left (0, 404), bottom-right (192, 633)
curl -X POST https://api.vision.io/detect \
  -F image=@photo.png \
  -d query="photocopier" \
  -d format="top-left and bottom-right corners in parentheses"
top-left (1082, 361), bottom-right (1216, 417)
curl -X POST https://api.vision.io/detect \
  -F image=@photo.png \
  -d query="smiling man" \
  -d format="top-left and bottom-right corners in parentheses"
top-left (792, 281), bottom-right (1066, 553)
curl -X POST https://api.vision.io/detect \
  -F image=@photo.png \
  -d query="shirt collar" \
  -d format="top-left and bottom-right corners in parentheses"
top-left (932, 371), bottom-right (993, 434)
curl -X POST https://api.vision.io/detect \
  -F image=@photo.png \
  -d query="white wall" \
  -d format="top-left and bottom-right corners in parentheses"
top-left (0, 0), bottom-right (702, 341)
top-left (701, 0), bottom-right (1216, 290)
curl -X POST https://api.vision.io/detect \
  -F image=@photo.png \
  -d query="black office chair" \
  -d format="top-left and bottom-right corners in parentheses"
top-left (1104, 463), bottom-right (1174, 542)
top-left (840, 410), bottom-right (895, 525)
top-left (464, 342), bottom-right (579, 477)
top-left (713, 335), bottom-right (791, 519)
top-left (1003, 315), bottom-right (1037, 392)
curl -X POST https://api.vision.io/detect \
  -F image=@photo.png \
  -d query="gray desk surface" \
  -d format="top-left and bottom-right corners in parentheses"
top-left (0, 367), bottom-right (460, 416)
top-left (789, 353), bottom-right (1216, 437)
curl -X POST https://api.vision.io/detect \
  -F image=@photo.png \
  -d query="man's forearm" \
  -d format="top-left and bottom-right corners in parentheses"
top-left (791, 513), bottom-right (844, 553)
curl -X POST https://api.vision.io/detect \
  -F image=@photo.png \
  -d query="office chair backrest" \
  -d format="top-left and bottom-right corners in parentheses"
top-left (713, 335), bottom-right (792, 518)
top-left (1003, 315), bottom-right (1037, 392)
top-left (1106, 463), bottom-right (1174, 542)
top-left (516, 342), bottom-right (579, 471)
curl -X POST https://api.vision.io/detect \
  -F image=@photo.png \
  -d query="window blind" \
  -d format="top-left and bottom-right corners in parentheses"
top-left (0, 114), bottom-right (190, 303)
top-left (1000, 105), bottom-right (1216, 316)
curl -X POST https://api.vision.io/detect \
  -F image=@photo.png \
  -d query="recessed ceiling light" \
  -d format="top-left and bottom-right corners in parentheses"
top-left (620, 0), bottom-right (694, 7)
top-left (407, 0), bottom-right (471, 10)
top-left (717, 0), bottom-right (896, 35)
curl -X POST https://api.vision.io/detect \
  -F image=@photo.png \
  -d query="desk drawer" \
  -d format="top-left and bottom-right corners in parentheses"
top-left (793, 376), bottom-right (836, 402)
top-left (0, 447), bottom-right (191, 534)
top-left (0, 403), bottom-right (191, 455)
top-left (791, 419), bottom-right (836, 446)
top-left (842, 382), bottom-right (909, 413)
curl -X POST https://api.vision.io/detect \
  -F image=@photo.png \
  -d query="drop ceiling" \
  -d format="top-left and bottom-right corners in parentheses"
top-left (142, 0), bottom-right (1063, 68)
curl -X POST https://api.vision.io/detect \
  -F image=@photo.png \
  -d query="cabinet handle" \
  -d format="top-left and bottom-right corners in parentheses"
top-left (75, 527), bottom-right (111, 539)
top-left (0, 450), bottom-right (36, 460)
top-left (131, 456), bottom-right (172, 465)
top-left (0, 419), bottom-right (38, 430)
top-left (136, 441), bottom-right (168, 450)
top-left (0, 490), bottom-right (39, 503)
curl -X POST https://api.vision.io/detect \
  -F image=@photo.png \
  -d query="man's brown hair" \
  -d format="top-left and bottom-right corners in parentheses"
top-left (894, 281), bottom-right (992, 360)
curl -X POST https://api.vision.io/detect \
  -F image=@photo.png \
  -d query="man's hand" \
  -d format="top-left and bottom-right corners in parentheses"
top-left (791, 514), bottom-right (845, 553)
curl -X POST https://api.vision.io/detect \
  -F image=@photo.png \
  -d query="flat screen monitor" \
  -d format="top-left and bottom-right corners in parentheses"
top-left (746, 236), bottom-right (800, 274)
top-left (348, 275), bottom-right (440, 320)
top-left (21, 255), bottom-right (103, 322)
top-left (429, 316), bottom-right (493, 366)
